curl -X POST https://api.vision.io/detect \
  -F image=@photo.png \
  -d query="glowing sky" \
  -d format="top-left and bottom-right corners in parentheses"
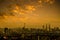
top-left (0, 0), bottom-right (60, 28)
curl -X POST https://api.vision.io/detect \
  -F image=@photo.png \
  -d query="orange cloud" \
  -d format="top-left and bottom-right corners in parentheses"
top-left (25, 5), bottom-right (36, 12)
top-left (38, 0), bottom-right (42, 4)
top-left (4, 15), bottom-right (28, 22)
top-left (49, 0), bottom-right (54, 4)
top-left (44, 0), bottom-right (55, 4)
top-left (44, 0), bottom-right (50, 2)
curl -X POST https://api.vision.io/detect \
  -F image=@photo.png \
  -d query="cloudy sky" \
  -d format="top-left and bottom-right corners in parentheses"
top-left (0, 0), bottom-right (60, 28)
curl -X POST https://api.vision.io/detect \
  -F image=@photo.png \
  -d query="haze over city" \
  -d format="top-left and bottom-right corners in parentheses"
top-left (0, 0), bottom-right (60, 28)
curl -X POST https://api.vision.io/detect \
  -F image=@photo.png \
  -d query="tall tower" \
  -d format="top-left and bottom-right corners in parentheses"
top-left (46, 24), bottom-right (47, 30)
top-left (23, 23), bottom-right (26, 29)
top-left (4, 27), bottom-right (8, 34)
top-left (49, 24), bottom-right (51, 31)
top-left (42, 25), bottom-right (44, 30)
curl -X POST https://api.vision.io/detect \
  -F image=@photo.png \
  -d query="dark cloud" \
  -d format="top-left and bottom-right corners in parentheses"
top-left (0, 0), bottom-right (5, 3)
top-left (0, 0), bottom-right (59, 28)
top-left (0, 0), bottom-right (36, 17)
top-left (0, 0), bottom-right (60, 18)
